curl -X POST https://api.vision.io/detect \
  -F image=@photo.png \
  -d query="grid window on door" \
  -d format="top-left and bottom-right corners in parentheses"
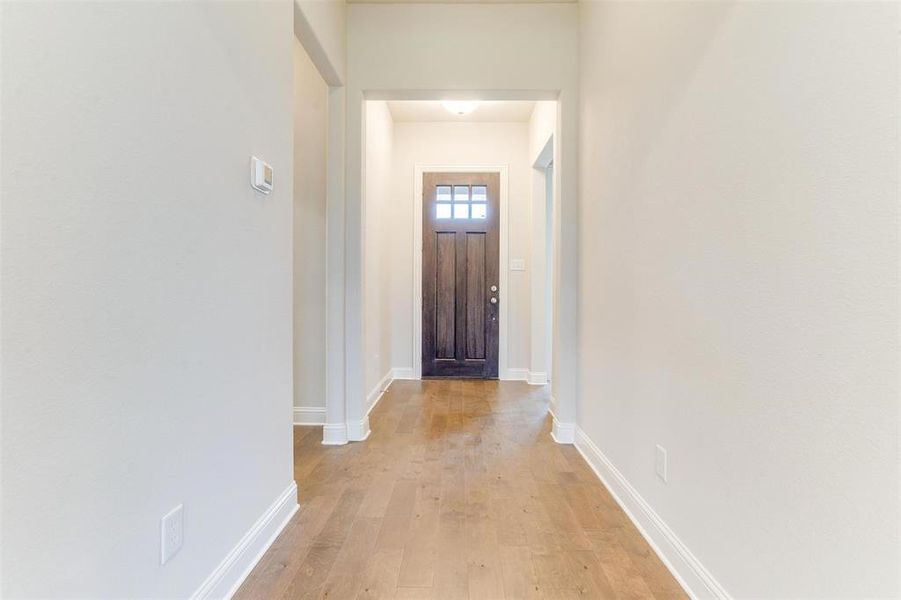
top-left (435, 184), bottom-right (487, 220)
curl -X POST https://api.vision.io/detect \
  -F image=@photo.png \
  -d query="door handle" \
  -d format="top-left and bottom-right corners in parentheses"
top-left (489, 297), bottom-right (498, 304)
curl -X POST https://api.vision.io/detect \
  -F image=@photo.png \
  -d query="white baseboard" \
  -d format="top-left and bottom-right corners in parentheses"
top-left (392, 367), bottom-right (416, 380)
top-left (191, 481), bottom-right (298, 600)
top-left (349, 369), bottom-right (392, 442)
top-left (347, 416), bottom-right (371, 442)
top-left (504, 368), bottom-right (548, 384)
top-left (503, 368), bottom-right (528, 381)
top-left (322, 423), bottom-right (348, 445)
top-left (550, 417), bottom-right (575, 444)
top-left (574, 428), bottom-right (730, 599)
top-left (319, 368), bottom-right (398, 446)
top-left (527, 371), bottom-right (548, 386)
top-left (366, 370), bottom-right (394, 415)
top-left (547, 400), bottom-right (574, 444)
top-left (392, 366), bottom-right (543, 383)
top-left (293, 406), bottom-right (326, 426)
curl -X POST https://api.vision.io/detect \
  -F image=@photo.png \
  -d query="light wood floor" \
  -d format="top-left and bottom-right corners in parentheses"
top-left (236, 380), bottom-right (686, 599)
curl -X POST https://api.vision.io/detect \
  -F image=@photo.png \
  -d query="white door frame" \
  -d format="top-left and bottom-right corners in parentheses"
top-left (413, 164), bottom-right (509, 380)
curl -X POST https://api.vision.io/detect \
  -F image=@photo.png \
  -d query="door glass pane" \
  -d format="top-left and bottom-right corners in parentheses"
top-left (436, 186), bottom-right (452, 202)
top-left (471, 185), bottom-right (487, 202)
top-left (453, 203), bottom-right (469, 219)
top-left (453, 186), bottom-right (469, 202)
top-left (436, 203), bottom-right (451, 219)
top-left (471, 204), bottom-right (487, 219)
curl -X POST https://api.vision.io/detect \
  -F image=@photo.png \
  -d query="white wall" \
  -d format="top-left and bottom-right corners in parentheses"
top-left (345, 2), bottom-right (580, 429)
top-left (363, 101), bottom-right (395, 405)
top-left (0, 2), bottom-right (294, 597)
top-left (294, 38), bottom-right (329, 416)
top-left (385, 121), bottom-right (532, 376)
top-left (529, 101), bottom-right (556, 166)
top-left (293, 0), bottom-right (346, 86)
top-left (578, 2), bottom-right (900, 597)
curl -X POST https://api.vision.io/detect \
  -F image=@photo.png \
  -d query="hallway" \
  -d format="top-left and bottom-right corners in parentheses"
top-left (237, 381), bottom-right (685, 599)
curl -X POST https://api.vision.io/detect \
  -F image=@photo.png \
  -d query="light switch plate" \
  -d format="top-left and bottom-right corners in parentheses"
top-left (161, 504), bottom-right (184, 565)
top-left (655, 445), bottom-right (668, 483)
top-left (250, 156), bottom-right (273, 194)
top-left (510, 258), bottom-right (526, 271)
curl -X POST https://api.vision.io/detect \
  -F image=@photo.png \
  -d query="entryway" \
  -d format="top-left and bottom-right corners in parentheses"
top-left (319, 96), bottom-right (577, 445)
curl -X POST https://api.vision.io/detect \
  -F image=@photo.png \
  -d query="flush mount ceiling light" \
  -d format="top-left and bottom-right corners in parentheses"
top-left (442, 100), bottom-right (479, 116)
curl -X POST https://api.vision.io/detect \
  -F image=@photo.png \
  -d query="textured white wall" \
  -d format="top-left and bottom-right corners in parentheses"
top-left (578, 2), bottom-right (900, 596)
top-left (294, 39), bottom-right (329, 412)
top-left (364, 101), bottom-right (395, 400)
top-left (387, 122), bottom-right (532, 374)
top-left (0, 2), bottom-right (294, 597)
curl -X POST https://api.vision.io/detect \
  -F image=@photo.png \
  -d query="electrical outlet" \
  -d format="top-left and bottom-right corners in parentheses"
top-left (160, 504), bottom-right (184, 565)
top-left (655, 445), bottom-right (668, 483)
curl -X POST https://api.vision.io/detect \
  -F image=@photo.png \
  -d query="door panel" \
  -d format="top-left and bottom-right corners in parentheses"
top-left (465, 233), bottom-right (486, 360)
top-left (422, 172), bottom-right (499, 378)
top-left (436, 232), bottom-right (456, 359)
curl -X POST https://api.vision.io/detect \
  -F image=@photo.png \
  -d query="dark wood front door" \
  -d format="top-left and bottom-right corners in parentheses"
top-left (422, 172), bottom-right (499, 378)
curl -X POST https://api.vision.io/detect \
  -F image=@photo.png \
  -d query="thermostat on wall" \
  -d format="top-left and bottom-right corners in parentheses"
top-left (250, 156), bottom-right (273, 194)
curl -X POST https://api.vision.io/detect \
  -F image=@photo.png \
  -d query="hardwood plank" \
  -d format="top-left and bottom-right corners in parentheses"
top-left (499, 545), bottom-right (540, 600)
top-left (279, 487), bottom-right (366, 598)
top-left (374, 479), bottom-right (418, 550)
top-left (397, 481), bottom-right (442, 587)
top-left (320, 517), bottom-right (383, 599)
top-left (358, 548), bottom-right (404, 599)
top-left (393, 587), bottom-right (435, 599)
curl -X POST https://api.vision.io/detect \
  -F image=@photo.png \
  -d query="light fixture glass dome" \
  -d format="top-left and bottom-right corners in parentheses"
top-left (442, 100), bottom-right (479, 116)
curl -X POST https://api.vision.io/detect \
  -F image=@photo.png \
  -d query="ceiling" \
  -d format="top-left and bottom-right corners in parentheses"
top-left (386, 101), bottom-right (536, 123)
top-left (349, 0), bottom-right (575, 3)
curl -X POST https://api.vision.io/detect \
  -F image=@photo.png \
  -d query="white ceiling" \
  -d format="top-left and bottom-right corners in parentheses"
top-left (349, 0), bottom-right (574, 3)
top-left (386, 101), bottom-right (536, 123)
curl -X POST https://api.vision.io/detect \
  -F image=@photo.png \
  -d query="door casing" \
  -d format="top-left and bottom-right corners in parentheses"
top-left (413, 164), bottom-right (508, 380)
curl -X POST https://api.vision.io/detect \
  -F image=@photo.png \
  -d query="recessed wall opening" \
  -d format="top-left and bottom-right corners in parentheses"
top-left (360, 98), bottom-right (560, 418)
top-left (291, 35), bottom-right (329, 430)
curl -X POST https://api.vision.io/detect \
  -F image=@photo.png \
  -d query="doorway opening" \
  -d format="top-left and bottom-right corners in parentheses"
top-left (545, 162), bottom-right (554, 383)
top-left (532, 133), bottom-right (555, 387)
top-left (361, 99), bottom-right (558, 394)
top-left (291, 24), bottom-right (330, 430)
